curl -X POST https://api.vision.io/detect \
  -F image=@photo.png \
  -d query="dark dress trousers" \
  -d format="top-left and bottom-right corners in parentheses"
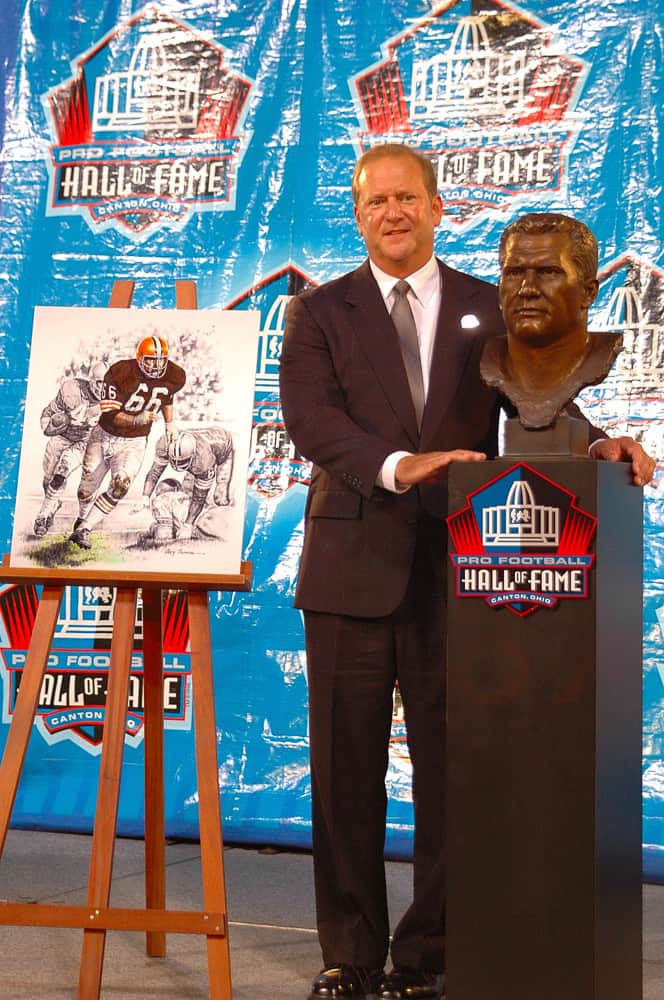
top-left (278, 258), bottom-right (602, 972)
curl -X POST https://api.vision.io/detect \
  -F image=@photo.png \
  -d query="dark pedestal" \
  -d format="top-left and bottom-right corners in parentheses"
top-left (446, 459), bottom-right (643, 1000)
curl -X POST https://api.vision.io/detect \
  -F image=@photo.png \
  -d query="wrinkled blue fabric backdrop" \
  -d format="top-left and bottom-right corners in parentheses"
top-left (0, 0), bottom-right (662, 874)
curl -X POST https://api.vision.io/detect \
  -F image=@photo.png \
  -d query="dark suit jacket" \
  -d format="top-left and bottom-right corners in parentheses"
top-left (280, 258), bottom-right (609, 619)
top-left (279, 258), bottom-right (509, 618)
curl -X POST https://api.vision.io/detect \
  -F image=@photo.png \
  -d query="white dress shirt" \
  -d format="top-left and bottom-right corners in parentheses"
top-left (369, 255), bottom-right (441, 492)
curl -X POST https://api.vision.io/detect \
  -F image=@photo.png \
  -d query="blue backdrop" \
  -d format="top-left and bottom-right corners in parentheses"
top-left (0, 0), bottom-right (662, 873)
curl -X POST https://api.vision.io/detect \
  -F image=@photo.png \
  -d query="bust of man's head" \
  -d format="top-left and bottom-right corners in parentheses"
top-left (481, 212), bottom-right (621, 429)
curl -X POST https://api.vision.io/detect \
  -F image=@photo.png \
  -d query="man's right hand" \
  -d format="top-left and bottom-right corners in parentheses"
top-left (395, 450), bottom-right (486, 488)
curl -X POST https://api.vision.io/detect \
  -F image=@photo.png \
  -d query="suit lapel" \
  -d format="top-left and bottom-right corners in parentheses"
top-left (343, 259), bottom-right (493, 449)
top-left (345, 261), bottom-right (421, 447)
top-left (420, 261), bottom-right (485, 443)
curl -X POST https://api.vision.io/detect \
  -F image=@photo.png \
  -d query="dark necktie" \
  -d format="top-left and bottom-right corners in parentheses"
top-left (391, 279), bottom-right (425, 431)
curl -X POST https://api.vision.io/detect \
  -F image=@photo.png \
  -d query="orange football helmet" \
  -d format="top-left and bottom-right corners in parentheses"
top-left (136, 335), bottom-right (169, 378)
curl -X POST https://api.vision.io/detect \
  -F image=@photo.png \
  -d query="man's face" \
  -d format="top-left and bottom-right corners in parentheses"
top-left (499, 231), bottom-right (598, 346)
top-left (353, 155), bottom-right (443, 277)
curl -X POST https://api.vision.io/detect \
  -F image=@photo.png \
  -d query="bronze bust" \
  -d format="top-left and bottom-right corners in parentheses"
top-left (481, 213), bottom-right (622, 432)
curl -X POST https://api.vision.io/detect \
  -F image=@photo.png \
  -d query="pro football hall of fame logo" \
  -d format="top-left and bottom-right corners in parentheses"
top-left (0, 584), bottom-right (192, 755)
top-left (587, 255), bottom-right (664, 469)
top-left (447, 463), bottom-right (597, 617)
top-left (43, 5), bottom-right (253, 239)
top-left (229, 267), bottom-right (316, 500)
top-left (350, 0), bottom-right (587, 229)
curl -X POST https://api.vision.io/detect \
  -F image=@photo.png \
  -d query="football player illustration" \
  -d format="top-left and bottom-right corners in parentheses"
top-left (137, 426), bottom-right (234, 540)
top-left (34, 362), bottom-right (106, 537)
top-left (70, 335), bottom-right (186, 549)
top-left (141, 477), bottom-right (194, 543)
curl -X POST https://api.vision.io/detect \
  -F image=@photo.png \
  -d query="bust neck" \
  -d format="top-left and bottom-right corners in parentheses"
top-left (506, 329), bottom-right (590, 392)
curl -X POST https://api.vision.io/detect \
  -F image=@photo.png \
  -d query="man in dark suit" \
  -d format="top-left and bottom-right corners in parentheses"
top-left (279, 143), bottom-right (654, 1000)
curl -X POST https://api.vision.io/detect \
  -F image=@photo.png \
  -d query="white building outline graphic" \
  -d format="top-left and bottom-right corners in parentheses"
top-left (409, 15), bottom-right (528, 120)
top-left (594, 284), bottom-right (663, 387)
top-left (93, 29), bottom-right (202, 133)
top-left (54, 586), bottom-right (143, 642)
top-left (255, 293), bottom-right (291, 394)
top-left (482, 480), bottom-right (559, 547)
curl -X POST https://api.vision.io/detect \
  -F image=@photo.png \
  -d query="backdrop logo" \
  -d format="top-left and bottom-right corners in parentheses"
top-left (582, 255), bottom-right (664, 471)
top-left (350, 0), bottom-right (587, 229)
top-left (228, 267), bottom-right (316, 498)
top-left (42, 5), bottom-right (253, 240)
top-left (0, 584), bottom-right (192, 755)
top-left (447, 463), bottom-right (596, 616)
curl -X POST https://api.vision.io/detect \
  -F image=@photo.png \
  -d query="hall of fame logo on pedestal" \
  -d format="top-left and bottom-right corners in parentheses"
top-left (349, 0), bottom-right (588, 229)
top-left (447, 463), bottom-right (597, 617)
top-left (42, 4), bottom-right (253, 240)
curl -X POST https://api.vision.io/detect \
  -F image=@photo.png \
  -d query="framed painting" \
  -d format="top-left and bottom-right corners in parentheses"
top-left (10, 306), bottom-right (260, 575)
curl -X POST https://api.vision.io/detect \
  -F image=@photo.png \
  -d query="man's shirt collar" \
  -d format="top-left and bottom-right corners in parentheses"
top-left (369, 255), bottom-right (440, 306)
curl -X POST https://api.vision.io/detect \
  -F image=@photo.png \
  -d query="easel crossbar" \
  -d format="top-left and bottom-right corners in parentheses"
top-left (0, 902), bottom-right (227, 935)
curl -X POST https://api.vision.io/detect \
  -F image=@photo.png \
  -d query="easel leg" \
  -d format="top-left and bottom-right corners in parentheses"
top-left (188, 590), bottom-right (232, 999)
top-left (142, 587), bottom-right (166, 957)
top-left (0, 585), bottom-right (63, 857)
top-left (78, 587), bottom-right (137, 1000)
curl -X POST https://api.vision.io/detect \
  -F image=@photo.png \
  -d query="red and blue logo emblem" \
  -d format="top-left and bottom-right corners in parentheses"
top-left (447, 462), bottom-right (597, 617)
top-left (350, 1), bottom-right (588, 229)
top-left (42, 5), bottom-right (253, 240)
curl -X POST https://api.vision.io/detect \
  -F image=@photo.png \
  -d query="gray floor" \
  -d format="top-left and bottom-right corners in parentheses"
top-left (0, 829), bottom-right (661, 998)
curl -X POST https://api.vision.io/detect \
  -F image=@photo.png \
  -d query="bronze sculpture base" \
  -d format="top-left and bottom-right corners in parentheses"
top-left (503, 413), bottom-right (589, 458)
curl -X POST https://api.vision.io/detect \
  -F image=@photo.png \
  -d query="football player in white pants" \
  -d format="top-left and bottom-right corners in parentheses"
top-left (70, 335), bottom-right (185, 549)
top-left (34, 363), bottom-right (106, 537)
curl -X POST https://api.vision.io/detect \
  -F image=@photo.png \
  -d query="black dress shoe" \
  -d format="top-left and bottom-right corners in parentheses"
top-left (377, 968), bottom-right (445, 999)
top-left (308, 964), bottom-right (385, 998)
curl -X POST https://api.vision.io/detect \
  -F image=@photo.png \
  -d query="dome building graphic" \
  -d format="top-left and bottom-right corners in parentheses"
top-left (596, 284), bottom-right (663, 390)
top-left (482, 479), bottom-right (560, 548)
top-left (93, 29), bottom-right (203, 133)
top-left (410, 15), bottom-right (527, 122)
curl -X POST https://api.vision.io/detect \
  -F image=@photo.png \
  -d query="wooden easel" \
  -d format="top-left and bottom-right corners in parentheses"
top-left (0, 281), bottom-right (251, 998)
